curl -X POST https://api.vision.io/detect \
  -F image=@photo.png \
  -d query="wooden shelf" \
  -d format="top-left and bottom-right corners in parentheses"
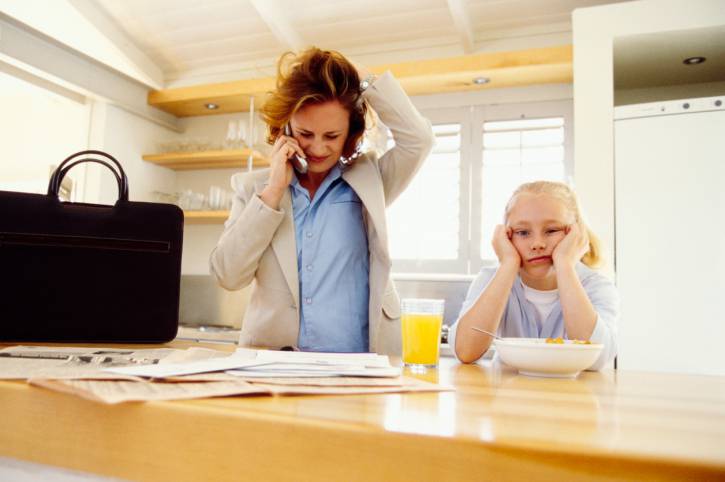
top-left (142, 149), bottom-right (267, 170)
top-left (148, 45), bottom-right (573, 117)
top-left (184, 210), bottom-right (230, 224)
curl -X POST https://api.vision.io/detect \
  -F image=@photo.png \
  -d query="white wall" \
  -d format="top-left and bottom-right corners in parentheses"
top-left (100, 104), bottom-right (177, 203)
top-left (64, 101), bottom-right (177, 206)
top-left (572, 0), bottom-right (725, 277)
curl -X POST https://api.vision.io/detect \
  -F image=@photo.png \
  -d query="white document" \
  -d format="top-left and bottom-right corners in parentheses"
top-left (228, 349), bottom-right (401, 378)
top-left (105, 348), bottom-right (401, 378)
top-left (226, 365), bottom-right (401, 378)
top-left (104, 349), bottom-right (262, 378)
top-left (253, 349), bottom-right (392, 368)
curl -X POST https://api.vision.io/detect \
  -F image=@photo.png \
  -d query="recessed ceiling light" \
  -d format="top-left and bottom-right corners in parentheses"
top-left (205, 103), bottom-right (219, 110)
top-left (683, 56), bottom-right (706, 65)
top-left (472, 77), bottom-right (490, 85)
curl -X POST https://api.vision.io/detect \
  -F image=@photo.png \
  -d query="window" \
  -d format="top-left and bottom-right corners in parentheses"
top-left (0, 71), bottom-right (90, 197)
top-left (389, 100), bottom-right (572, 275)
top-left (388, 123), bottom-right (461, 260)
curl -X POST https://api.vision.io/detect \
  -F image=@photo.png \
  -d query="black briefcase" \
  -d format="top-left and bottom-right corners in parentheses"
top-left (0, 150), bottom-right (183, 343)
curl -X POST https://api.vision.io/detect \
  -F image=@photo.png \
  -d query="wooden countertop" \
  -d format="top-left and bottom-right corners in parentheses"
top-left (1, 342), bottom-right (724, 481)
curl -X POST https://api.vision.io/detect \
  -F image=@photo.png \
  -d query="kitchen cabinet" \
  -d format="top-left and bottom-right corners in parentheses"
top-left (142, 148), bottom-right (267, 170)
top-left (183, 210), bottom-right (230, 224)
top-left (146, 46), bottom-right (573, 118)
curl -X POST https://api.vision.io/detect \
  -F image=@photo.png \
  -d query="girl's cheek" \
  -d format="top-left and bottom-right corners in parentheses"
top-left (512, 240), bottom-right (526, 257)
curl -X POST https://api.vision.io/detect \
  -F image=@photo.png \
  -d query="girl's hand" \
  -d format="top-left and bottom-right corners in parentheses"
top-left (492, 224), bottom-right (521, 269)
top-left (552, 223), bottom-right (589, 268)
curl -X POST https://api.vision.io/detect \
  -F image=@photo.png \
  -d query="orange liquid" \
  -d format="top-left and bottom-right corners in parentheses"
top-left (401, 313), bottom-right (443, 366)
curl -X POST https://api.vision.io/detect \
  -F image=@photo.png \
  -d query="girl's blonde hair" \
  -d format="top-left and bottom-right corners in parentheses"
top-left (504, 181), bottom-right (604, 268)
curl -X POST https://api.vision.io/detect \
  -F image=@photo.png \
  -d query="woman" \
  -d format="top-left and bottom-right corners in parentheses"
top-left (210, 47), bottom-right (434, 354)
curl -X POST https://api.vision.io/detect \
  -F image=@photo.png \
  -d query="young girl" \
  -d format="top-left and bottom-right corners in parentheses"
top-left (449, 181), bottom-right (618, 370)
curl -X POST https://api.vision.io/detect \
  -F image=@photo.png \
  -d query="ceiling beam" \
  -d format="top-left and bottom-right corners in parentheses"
top-left (249, 0), bottom-right (305, 52)
top-left (446, 0), bottom-right (475, 54)
top-left (0, 13), bottom-right (180, 131)
top-left (68, 0), bottom-right (165, 89)
top-left (148, 45), bottom-right (573, 117)
top-left (0, 0), bottom-right (164, 90)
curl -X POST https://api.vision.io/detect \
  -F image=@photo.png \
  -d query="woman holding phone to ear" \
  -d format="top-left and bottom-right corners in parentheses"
top-left (210, 47), bottom-right (434, 354)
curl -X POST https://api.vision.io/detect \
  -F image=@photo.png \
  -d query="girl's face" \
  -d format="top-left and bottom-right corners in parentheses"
top-left (506, 193), bottom-right (574, 282)
top-left (290, 100), bottom-right (350, 174)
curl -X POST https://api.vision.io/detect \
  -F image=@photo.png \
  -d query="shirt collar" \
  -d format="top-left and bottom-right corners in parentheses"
top-left (289, 164), bottom-right (343, 198)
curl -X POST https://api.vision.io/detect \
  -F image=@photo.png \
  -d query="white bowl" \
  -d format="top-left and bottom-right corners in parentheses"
top-left (493, 338), bottom-right (603, 378)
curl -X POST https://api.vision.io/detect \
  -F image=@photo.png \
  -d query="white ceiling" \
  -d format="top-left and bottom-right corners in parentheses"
top-left (92, 0), bottom-right (629, 87)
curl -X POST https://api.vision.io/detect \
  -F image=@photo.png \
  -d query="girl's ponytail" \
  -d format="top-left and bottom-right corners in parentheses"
top-left (581, 225), bottom-right (603, 268)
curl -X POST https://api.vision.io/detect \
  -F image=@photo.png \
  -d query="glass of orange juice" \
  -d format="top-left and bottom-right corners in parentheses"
top-left (401, 298), bottom-right (445, 369)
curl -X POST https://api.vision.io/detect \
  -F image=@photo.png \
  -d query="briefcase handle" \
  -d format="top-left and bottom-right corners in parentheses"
top-left (48, 150), bottom-right (129, 202)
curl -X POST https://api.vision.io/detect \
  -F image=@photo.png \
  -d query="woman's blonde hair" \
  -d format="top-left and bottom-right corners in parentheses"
top-left (504, 181), bottom-right (604, 268)
top-left (260, 47), bottom-right (367, 160)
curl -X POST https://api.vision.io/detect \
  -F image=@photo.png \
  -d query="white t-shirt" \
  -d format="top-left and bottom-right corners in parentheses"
top-left (522, 284), bottom-right (559, 330)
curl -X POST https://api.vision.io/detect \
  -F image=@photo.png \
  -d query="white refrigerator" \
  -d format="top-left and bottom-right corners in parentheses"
top-left (614, 95), bottom-right (725, 375)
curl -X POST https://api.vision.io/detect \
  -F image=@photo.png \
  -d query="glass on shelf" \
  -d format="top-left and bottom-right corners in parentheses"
top-left (156, 137), bottom-right (215, 154)
top-left (177, 190), bottom-right (206, 211)
top-left (152, 191), bottom-right (180, 205)
top-left (208, 186), bottom-right (233, 210)
top-left (156, 140), bottom-right (181, 153)
top-left (224, 120), bottom-right (248, 150)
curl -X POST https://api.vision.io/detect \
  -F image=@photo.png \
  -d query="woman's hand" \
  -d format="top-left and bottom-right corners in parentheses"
top-left (552, 223), bottom-right (589, 269)
top-left (492, 224), bottom-right (521, 269)
top-left (260, 132), bottom-right (305, 209)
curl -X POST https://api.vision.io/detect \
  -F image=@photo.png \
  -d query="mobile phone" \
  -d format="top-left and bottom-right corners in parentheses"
top-left (284, 124), bottom-right (308, 174)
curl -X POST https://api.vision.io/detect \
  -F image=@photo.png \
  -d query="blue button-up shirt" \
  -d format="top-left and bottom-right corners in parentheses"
top-left (289, 166), bottom-right (370, 352)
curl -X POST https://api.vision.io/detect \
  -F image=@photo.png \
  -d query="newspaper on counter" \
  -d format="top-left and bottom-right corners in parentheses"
top-left (0, 345), bottom-right (228, 380)
top-left (29, 378), bottom-right (267, 404)
top-left (29, 374), bottom-right (450, 404)
top-left (6, 345), bottom-right (452, 404)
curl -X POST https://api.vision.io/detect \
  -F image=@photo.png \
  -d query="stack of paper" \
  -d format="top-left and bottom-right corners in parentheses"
top-left (104, 348), bottom-right (402, 378)
top-left (1, 345), bottom-right (452, 404)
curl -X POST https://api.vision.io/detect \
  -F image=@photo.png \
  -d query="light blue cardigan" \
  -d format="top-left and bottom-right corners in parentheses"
top-left (448, 263), bottom-right (619, 370)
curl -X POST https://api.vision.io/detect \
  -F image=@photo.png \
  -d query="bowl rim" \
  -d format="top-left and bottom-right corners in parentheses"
top-left (493, 337), bottom-right (603, 351)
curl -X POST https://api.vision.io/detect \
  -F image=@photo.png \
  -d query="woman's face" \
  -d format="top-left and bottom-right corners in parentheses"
top-left (290, 100), bottom-right (350, 174)
top-left (506, 193), bottom-right (573, 281)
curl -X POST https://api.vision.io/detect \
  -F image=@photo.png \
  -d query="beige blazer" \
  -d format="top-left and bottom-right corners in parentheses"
top-left (210, 71), bottom-right (434, 355)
